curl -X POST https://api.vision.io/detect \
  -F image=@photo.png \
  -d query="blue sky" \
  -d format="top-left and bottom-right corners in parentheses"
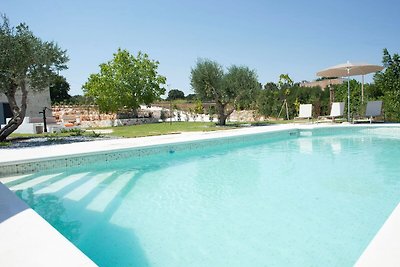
top-left (2, 0), bottom-right (399, 96)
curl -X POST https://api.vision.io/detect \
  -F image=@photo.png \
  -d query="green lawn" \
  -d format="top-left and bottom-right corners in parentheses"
top-left (104, 122), bottom-right (232, 138)
top-left (103, 120), bottom-right (302, 138)
top-left (6, 120), bottom-right (293, 141)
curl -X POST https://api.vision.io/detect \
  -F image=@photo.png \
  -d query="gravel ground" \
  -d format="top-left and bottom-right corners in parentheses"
top-left (0, 136), bottom-right (115, 149)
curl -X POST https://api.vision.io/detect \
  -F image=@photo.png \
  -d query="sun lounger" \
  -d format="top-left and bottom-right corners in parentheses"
top-left (294, 104), bottom-right (313, 122)
top-left (353, 100), bottom-right (383, 123)
top-left (317, 102), bottom-right (345, 122)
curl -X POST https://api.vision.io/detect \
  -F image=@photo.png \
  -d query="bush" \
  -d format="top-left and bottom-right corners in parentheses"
top-left (160, 109), bottom-right (167, 122)
top-left (60, 128), bottom-right (85, 136)
top-left (374, 49), bottom-right (400, 121)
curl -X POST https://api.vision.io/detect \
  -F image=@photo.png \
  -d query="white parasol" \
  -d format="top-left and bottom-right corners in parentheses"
top-left (317, 61), bottom-right (384, 122)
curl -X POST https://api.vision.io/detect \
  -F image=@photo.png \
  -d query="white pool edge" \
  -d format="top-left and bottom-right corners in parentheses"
top-left (1, 123), bottom-right (399, 266)
top-left (355, 202), bottom-right (400, 267)
top-left (0, 183), bottom-right (97, 267)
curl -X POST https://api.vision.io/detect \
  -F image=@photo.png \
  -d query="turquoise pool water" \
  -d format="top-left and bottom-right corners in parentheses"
top-left (6, 126), bottom-right (400, 267)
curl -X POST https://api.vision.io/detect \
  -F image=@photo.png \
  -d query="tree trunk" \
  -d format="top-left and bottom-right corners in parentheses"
top-left (0, 82), bottom-right (28, 142)
top-left (216, 102), bottom-right (227, 126)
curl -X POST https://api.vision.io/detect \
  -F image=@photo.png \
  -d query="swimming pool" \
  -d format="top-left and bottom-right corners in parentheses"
top-left (4, 126), bottom-right (400, 266)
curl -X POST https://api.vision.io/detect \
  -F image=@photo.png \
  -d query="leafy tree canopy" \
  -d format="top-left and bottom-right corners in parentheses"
top-left (167, 89), bottom-right (185, 100)
top-left (0, 15), bottom-right (68, 141)
top-left (191, 59), bottom-right (224, 102)
top-left (263, 82), bottom-right (279, 91)
top-left (68, 95), bottom-right (95, 105)
top-left (278, 73), bottom-right (294, 89)
top-left (83, 49), bottom-right (166, 113)
top-left (185, 93), bottom-right (197, 101)
top-left (190, 59), bottom-right (260, 125)
top-left (223, 65), bottom-right (261, 110)
top-left (50, 74), bottom-right (71, 103)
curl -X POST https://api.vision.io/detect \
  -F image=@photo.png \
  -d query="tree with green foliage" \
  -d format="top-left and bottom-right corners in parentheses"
top-left (0, 15), bottom-right (68, 141)
top-left (363, 83), bottom-right (383, 101)
top-left (374, 48), bottom-right (400, 121)
top-left (288, 85), bottom-right (329, 117)
top-left (67, 95), bottom-right (95, 105)
top-left (257, 84), bottom-right (281, 117)
top-left (190, 59), bottom-right (260, 125)
top-left (194, 100), bottom-right (204, 114)
top-left (332, 79), bottom-right (363, 117)
top-left (224, 66), bottom-right (261, 111)
top-left (167, 89), bottom-right (185, 100)
top-left (50, 74), bottom-right (71, 103)
top-left (207, 105), bottom-right (216, 121)
top-left (257, 80), bottom-right (329, 119)
top-left (264, 82), bottom-right (279, 91)
top-left (278, 73), bottom-right (294, 89)
top-left (185, 93), bottom-right (197, 101)
top-left (83, 49), bottom-right (166, 113)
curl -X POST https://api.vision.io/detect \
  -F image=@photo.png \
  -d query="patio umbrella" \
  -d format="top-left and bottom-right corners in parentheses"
top-left (317, 61), bottom-right (384, 122)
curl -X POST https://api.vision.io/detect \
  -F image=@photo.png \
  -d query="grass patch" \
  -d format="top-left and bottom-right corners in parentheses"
top-left (8, 120), bottom-right (290, 141)
top-left (0, 141), bottom-right (11, 147)
top-left (104, 122), bottom-right (233, 138)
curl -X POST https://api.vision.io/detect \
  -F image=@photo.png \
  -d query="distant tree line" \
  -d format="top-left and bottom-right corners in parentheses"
top-left (189, 50), bottom-right (400, 122)
top-left (50, 49), bottom-right (400, 123)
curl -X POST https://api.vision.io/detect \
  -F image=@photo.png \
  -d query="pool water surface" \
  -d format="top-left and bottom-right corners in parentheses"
top-left (5, 127), bottom-right (400, 267)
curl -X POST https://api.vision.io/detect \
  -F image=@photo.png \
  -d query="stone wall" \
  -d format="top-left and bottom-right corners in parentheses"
top-left (228, 110), bottom-right (266, 122)
top-left (52, 105), bottom-right (116, 123)
top-left (51, 105), bottom-right (158, 127)
top-left (51, 105), bottom-right (266, 127)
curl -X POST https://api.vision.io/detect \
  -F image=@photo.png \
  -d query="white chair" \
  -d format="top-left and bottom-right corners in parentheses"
top-left (318, 102), bottom-right (345, 122)
top-left (366, 100), bottom-right (383, 118)
top-left (295, 104), bottom-right (312, 122)
top-left (354, 100), bottom-right (383, 123)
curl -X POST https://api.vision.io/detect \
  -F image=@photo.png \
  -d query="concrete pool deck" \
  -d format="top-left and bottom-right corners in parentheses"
top-left (1, 123), bottom-right (400, 266)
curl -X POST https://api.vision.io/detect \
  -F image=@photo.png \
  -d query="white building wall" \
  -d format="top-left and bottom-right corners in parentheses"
top-left (0, 87), bottom-right (52, 120)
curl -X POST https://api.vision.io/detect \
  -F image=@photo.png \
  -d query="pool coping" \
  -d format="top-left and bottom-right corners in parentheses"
top-left (0, 124), bottom-right (299, 166)
top-left (1, 123), bottom-right (393, 167)
top-left (0, 182), bottom-right (97, 267)
top-left (1, 123), bottom-right (400, 266)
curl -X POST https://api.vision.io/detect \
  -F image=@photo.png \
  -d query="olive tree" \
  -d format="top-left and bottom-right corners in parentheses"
top-left (0, 15), bottom-right (68, 141)
top-left (190, 59), bottom-right (260, 125)
top-left (83, 49), bottom-right (166, 113)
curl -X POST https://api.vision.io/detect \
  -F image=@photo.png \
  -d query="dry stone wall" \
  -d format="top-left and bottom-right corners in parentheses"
top-left (52, 105), bottom-right (115, 122)
top-left (228, 110), bottom-right (266, 122)
top-left (51, 105), bottom-right (267, 127)
top-left (51, 105), bottom-right (157, 127)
